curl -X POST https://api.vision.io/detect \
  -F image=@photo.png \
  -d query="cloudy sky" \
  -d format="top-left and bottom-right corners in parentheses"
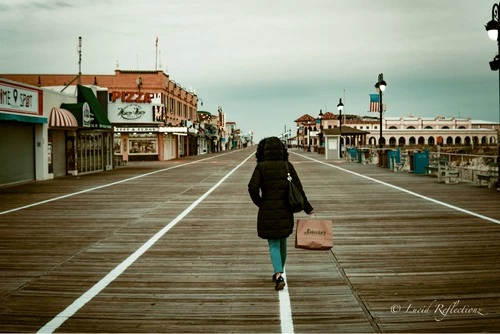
top-left (0, 0), bottom-right (499, 140)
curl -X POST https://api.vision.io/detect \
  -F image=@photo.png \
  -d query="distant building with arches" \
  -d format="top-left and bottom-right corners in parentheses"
top-left (296, 114), bottom-right (499, 148)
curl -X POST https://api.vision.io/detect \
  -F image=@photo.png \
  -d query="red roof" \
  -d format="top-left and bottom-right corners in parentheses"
top-left (322, 112), bottom-right (336, 120)
top-left (294, 114), bottom-right (316, 122)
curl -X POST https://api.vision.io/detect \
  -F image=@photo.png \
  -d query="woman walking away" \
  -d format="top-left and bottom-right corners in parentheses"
top-left (248, 137), bottom-right (314, 290)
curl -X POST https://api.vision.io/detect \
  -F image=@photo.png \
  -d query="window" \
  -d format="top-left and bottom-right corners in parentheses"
top-left (113, 133), bottom-right (121, 154)
top-left (128, 133), bottom-right (158, 155)
top-left (170, 97), bottom-right (175, 114)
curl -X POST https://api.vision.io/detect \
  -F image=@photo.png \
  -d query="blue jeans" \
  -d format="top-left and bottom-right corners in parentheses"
top-left (267, 238), bottom-right (287, 274)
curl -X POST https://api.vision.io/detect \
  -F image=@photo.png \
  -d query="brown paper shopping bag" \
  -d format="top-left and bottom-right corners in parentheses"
top-left (295, 219), bottom-right (333, 250)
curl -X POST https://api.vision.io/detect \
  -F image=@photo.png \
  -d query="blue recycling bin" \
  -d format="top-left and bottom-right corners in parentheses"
top-left (387, 149), bottom-right (401, 169)
top-left (348, 148), bottom-right (357, 160)
top-left (413, 151), bottom-right (429, 175)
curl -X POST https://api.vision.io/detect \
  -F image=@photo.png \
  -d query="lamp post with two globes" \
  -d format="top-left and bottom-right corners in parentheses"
top-left (485, 2), bottom-right (500, 189)
top-left (337, 98), bottom-right (344, 157)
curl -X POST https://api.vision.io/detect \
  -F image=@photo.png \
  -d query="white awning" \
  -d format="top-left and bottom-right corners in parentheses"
top-left (49, 107), bottom-right (78, 128)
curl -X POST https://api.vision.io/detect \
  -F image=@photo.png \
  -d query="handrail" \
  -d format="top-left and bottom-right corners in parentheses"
top-left (343, 145), bottom-right (498, 183)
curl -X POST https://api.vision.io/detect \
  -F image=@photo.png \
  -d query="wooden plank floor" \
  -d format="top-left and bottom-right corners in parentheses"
top-left (0, 148), bottom-right (499, 333)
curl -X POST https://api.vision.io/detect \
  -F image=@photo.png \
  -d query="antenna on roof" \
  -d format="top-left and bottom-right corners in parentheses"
top-left (77, 36), bottom-right (82, 84)
top-left (61, 36), bottom-right (82, 93)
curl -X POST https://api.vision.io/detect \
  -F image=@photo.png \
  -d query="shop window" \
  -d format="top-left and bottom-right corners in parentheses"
top-left (129, 133), bottom-right (158, 154)
top-left (113, 134), bottom-right (121, 154)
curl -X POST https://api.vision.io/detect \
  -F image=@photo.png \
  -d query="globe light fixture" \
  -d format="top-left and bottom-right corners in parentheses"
top-left (485, 2), bottom-right (500, 189)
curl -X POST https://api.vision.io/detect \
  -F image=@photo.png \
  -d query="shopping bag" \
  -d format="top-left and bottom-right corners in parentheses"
top-left (295, 219), bottom-right (333, 250)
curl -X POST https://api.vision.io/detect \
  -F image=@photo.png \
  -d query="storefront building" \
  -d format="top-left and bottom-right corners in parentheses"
top-left (0, 79), bottom-right (109, 185)
top-left (45, 90), bottom-right (79, 177)
top-left (61, 85), bottom-right (113, 174)
top-left (0, 79), bottom-right (46, 185)
top-left (1, 70), bottom-right (199, 162)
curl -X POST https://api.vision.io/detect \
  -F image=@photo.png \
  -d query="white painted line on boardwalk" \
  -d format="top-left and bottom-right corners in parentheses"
top-left (0, 153), bottom-right (235, 216)
top-left (295, 153), bottom-right (500, 225)
top-left (279, 271), bottom-right (295, 334)
top-left (37, 153), bottom-right (254, 334)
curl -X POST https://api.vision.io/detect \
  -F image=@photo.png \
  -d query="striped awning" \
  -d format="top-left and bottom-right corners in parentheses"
top-left (49, 107), bottom-right (78, 128)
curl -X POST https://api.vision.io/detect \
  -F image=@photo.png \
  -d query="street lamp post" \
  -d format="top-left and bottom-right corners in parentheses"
top-left (296, 125), bottom-right (300, 149)
top-left (337, 98), bottom-right (344, 157)
top-left (307, 121), bottom-right (311, 152)
top-left (485, 2), bottom-right (500, 189)
top-left (375, 73), bottom-right (387, 148)
top-left (318, 109), bottom-right (324, 151)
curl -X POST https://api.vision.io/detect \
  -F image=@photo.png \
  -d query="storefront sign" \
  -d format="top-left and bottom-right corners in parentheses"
top-left (117, 104), bottom-right (146, 120)
top-left (82, 102), bottom-right (92, 127)
top-left (108, 92), bottom-right (163, 124)
top-left (159, 126), bottom-right (187, 133)
top-left (110, 91), bottom-right (153, 103)
top-left (0, 81), bottom-right (40, 114)
top-left (114, 127), bottom-right (158, 132)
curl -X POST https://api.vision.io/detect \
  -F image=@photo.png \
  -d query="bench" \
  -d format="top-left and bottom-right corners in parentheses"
top-left (477, 164), bottom-right (498, 188)
top-left (426, 160), bottom-right (459, 184)
top-left (442, 168), bottom-right (459, 184)
top-left (390, 155), bottom-right (405, 172)
top-left (425, 165), bottom-right (439, 175)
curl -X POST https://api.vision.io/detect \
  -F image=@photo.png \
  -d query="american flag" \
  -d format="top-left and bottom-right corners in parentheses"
top-left (369, 94), bottom-right (380, 112)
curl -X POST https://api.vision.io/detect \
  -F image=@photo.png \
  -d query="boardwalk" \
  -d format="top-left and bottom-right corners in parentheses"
top-left (0, 147), bottom-right (499, 333)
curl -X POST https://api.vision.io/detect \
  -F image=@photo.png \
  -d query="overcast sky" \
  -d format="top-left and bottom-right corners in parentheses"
top-left (0, 0), bottom-right (499, 140)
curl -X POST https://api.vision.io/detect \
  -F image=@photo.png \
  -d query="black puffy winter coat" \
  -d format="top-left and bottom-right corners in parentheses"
top-left (248, 137), bottom-right (314, 239)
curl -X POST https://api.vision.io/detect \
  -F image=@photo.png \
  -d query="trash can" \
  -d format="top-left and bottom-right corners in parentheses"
top-left (348, 148), bottom-right (357, 161)
top-left (408, 151), bottom-right (417, 172)
top-left (387, 150), bottom-right (400, 170)
top-left (379, 150), bottom-right (390, 168)
top-left (413, 151), bottom-right (429, 175)
top-left (363, 149), bottom-right (370, 160)
top-left (357, 149), bottom-right (363, 163)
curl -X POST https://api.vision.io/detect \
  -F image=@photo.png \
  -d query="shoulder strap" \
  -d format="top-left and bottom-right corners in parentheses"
top-left (285, 162), bottom-right (292, 182)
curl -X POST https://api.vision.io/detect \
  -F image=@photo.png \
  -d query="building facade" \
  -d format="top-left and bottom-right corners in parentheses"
top-left (296, 113), bottom-right (499, 150)
top-left (0, 72), bottom-right (243, 186)
top-left (0, 79), bottom-right (47, 185)
top-left (1, 70), bottom-right (200, 162)
top-left (0, 79), bottom-right (115, 185)
top-left (356, 116), bottom-right (498, 147)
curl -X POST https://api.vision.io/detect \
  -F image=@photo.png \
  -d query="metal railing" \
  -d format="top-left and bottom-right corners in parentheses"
top-left (427, 149), bottom-right (498, 184)
top-left (344, 145), bottom-right (498, 184)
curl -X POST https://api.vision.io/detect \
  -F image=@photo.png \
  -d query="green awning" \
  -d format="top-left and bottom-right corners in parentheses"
top-left (60, 103), bottom-right (87, 127)
top-left (77, 85), bottom-right (112, 129)
top-left (0, 112), bottom-right (47, 124)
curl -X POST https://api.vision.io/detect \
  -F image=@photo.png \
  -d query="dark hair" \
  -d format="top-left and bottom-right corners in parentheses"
top-left (255, 137), bottom-right (289, 163)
